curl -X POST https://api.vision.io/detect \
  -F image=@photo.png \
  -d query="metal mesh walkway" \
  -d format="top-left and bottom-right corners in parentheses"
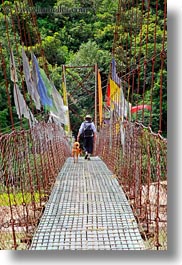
top-left (30, 157), bottom-right (145, 250)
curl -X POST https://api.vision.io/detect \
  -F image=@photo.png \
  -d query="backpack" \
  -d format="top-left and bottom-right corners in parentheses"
top-left (83, 122), bottom-right (94, 138)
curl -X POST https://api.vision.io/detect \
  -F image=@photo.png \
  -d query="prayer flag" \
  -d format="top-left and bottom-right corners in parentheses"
top-left (51, 84), bottom-right (66, 125)
top-left (111, 58), bottom-right (121, 87)
top-left (131, 105), bottom-right (152, 113)
top-left (62, 81), bottom-right (70, 133)
top-left (10, 49), bottom-right (18, 83)
top-left (109, 79), bottom-right (121, 110)
top-left (13, 83), bottom-right (37, 126)
top-left (22, 48), bottom-right (41, 110)
top-left (106, 82), bottom-right (110, 107)
top-left (31, 53), bottom-right (53, 108)
top-left (98, 70), bottom-right (103, 126)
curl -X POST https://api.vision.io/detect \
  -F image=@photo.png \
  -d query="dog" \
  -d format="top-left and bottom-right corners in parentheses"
top-left (72, 141), bottom-right (81, 163)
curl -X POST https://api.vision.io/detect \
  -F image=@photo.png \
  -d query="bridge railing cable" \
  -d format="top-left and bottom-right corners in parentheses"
top-left (95, 0), bottom-right (167, 250)
top-left (0, 1), bottom-right (72, 249)
top-left (95, 119), bottom-right (167, 250)
top-left (0, 122), bottom-right (71, 249)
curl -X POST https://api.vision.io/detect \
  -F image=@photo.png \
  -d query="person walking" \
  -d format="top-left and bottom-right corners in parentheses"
top-left (77, 114), bottom-right (96, 160)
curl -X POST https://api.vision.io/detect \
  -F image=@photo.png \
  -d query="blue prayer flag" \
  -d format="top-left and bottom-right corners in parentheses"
top-left (111, 58), bottom-right (121, 87)
top-left (32, 54), bottom-right (53, 107)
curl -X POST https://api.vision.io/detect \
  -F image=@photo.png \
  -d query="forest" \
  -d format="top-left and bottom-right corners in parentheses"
top-left (0, 0), bottom-right (167, 137)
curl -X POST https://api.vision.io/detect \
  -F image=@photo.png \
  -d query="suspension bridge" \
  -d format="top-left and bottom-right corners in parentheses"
top-left (0, 0), bottom-right (167, 250)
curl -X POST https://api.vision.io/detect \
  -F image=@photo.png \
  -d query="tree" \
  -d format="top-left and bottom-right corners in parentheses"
top-left (42, 33), bottom-right (69, 65)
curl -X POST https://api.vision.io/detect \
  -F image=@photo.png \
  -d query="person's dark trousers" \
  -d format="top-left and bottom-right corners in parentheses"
top-left (83, 137), bottom-right (94, 154)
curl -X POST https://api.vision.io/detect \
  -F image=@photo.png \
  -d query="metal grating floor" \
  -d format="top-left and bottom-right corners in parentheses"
top-left (30, 157), bottom-right (145, 250)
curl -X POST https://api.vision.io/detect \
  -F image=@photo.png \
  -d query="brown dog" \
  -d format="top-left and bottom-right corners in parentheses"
top-left (72, 141), bottom-right (81, 163)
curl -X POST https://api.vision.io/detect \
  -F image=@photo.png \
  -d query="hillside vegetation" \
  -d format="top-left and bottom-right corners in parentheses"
top-left (0, 0), bottom-right (167, 136)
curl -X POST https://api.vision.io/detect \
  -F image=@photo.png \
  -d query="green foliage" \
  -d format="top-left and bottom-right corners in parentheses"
top-left (0, 0), bottom-right (167, 137)
top-left (69, 40), bottom-right (111, 70)
top-left (113, 3), bottom-right (167, 136)
top-left (42, 33), bottom-right (69, 64)
top-left (0, 192), bottom-right (44, 206)
top-left (0, 109), bottom-right (9, 129)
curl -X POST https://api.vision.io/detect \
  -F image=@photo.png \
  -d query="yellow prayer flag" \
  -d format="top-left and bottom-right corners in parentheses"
top-left (109, 79), bottom-right (121, 110)
top-left (62, 81), bottom-right (71, 133)
top-left (62, 81), bottom-right (67, 106)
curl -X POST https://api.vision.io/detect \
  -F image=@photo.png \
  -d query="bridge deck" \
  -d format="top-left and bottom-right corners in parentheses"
top-left (30, 157), bottom-right (145, 250)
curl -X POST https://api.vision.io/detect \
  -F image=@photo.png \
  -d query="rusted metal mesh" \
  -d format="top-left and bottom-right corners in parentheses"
top-left (95, 119), bottom-right (167, 250)
top-left (0, 122), bottom-right (71, 250)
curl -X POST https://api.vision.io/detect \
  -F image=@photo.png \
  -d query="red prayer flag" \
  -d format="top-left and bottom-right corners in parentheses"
top-left (106, 83), bottom-right (110, 107)
top-left (131, 105), bottom-right (151, 113)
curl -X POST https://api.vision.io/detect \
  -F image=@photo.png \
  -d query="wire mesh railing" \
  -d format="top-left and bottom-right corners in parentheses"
top-left (0, 122), bottom-right (71, 249)
top-left (95, 119), bottom-right (167, 250)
